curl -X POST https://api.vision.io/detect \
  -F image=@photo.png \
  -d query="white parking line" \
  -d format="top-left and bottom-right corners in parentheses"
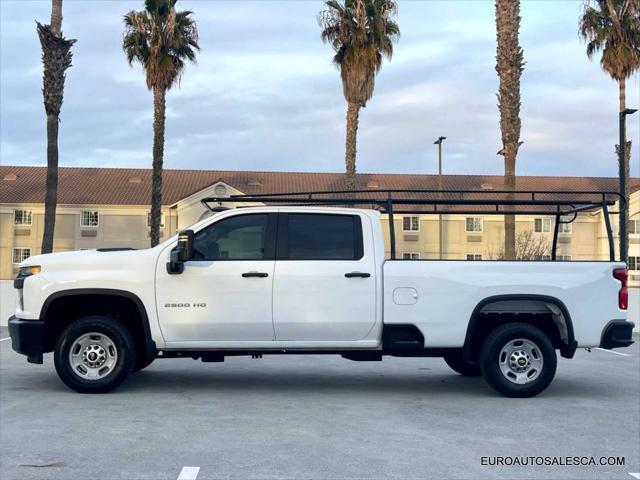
top-left (0, 337), bottom-right (10, 342)
top-left (628, 473), bottom-right (640, 479)
top-left (177, 466), bottom-right (200, 480)
top-left (594, 348), bottom-right (632, 357)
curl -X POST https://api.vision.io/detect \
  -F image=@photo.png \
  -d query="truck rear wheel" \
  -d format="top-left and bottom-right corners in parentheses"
top-left (479, 323), bottom-right (557, 398)
top-left (443, 351), bottom-right (481, 376)
top-left (54, 316), bottom-right (136, 393)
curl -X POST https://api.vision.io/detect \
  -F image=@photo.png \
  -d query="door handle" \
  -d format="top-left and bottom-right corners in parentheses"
top-left (242, 272), bottom-right (269, 278)
top-left (345, 272), bottom-right (371, 278)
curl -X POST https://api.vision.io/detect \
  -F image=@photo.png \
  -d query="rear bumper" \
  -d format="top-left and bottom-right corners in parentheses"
top-left (7, 315), bottom-right (45, 364)
top-left (600, 320), bottom-right (635, 350)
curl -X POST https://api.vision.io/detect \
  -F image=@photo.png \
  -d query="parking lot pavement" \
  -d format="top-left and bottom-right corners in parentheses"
top-left (1, 328), bottom-right (638, 480)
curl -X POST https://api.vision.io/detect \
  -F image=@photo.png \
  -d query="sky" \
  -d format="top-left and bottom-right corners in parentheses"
top-left (1, 0), bottom-right (639, 178)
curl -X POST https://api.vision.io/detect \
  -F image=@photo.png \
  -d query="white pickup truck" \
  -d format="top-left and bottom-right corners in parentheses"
top-left (8, 191), bottom-right (635, 397)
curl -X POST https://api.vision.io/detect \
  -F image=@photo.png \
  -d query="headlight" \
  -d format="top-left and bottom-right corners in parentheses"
top-left (15, 265), bottom-right (41, 291)
top-left (19, 265), bottom-right (41, 276)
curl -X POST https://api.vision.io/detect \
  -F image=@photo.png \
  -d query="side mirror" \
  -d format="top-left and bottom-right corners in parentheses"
top-left (167, 229), bottom-right (194, 275)
top-left (176, 229), bottom-right (194, 261)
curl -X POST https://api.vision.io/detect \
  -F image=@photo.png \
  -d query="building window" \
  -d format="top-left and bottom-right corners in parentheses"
top-left (402, 216), bottom-right (420, 232)
top-left (13, 210), bottom-right (33, 226)
top-left (558, 216), bottom-right (572, 234)
top-left (630, 219), bottom-right (640, 235)
top-left (534, 218), bottom-right (550, 233)
top-left (466, 254), bottom-right (482, 261)
top-left (12, 247), bottom-right (31, 264)
top-left (80, 211), bottom-right (99, 227)
top-left (147, 212), bottom-right (165, 228)
top-left (557, 255), bottom-right (572, 261)
top-left (465, 217), bottom-right (483, 233)
top-left (402, 252), bottom-right (420, 260)
top-left (628, 256), bottom-right (639, 271)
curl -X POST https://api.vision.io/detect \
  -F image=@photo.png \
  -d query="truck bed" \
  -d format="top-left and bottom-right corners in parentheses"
top-left (383, 260), bottom-right (625, 348)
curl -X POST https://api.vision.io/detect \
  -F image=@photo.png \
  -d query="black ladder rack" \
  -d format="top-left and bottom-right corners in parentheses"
top-left (201, 188), bottom-right (624, 262)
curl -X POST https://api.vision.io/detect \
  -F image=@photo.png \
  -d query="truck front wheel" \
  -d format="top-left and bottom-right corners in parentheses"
top-left (54, 316), bottom-right (136, 393)
top-left (479, 323), bottom-right (557, 398)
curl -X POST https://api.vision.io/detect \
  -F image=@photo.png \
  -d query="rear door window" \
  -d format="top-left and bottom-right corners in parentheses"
top-left (279, 213), bottom-right (363, 260)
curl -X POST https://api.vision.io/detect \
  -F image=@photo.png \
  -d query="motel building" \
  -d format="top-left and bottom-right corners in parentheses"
top-left (1, 166), bottom-right (639, 324)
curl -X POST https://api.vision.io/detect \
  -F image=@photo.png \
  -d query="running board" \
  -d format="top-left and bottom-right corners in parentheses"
top-left (341, 352), bottom-right (383, 362)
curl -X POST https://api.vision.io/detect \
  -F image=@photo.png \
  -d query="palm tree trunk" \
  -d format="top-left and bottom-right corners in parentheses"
top-left (150, 87), bottom-right (166, 247)
top-left (617, 77), bottom-right (630, 262)
top-left (50, 0), bottom-right (62, 35)
top-left (504, 147), bottom-right (516, 260)
top-left (495, 0), bottom-right (523, 261)
top-left (41, 115), bottom-right (59, 254)
top-left (345, 101), bottom-right (360, 190)
top-left (39, 0), bottom-right (73, 255)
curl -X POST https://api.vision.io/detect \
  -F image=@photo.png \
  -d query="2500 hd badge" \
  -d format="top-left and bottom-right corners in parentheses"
top-left (164, 303), bottom-right (207, 308)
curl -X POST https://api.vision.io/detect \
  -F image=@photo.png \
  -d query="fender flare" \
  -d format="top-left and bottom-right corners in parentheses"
top-left (462, 294), bottom-right (577, 360)
top-left (40, 288), bottom-right (156, 359)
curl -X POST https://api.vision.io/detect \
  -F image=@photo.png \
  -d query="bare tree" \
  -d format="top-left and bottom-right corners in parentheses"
top-left (491, 229), bottom-right (551, 261)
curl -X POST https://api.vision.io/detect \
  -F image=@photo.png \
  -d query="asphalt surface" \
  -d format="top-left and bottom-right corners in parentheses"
top-left (0, 327), bottom-right (638, 480)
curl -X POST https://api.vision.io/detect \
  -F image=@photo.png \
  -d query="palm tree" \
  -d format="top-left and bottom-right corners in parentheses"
top-left (37, 0), bottom-right (76, 254)
top-left (495, 0), bottom-right (524, 261)
top-left (123, 0), bottom-right (199, 246)
top-left (318, 0), bottom-right (399, 190)
top-left (580, 0), bottom-right (640, 261)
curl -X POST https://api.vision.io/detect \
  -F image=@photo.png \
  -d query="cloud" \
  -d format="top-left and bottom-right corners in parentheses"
top-left (1, 0), bottom-right (638, 178)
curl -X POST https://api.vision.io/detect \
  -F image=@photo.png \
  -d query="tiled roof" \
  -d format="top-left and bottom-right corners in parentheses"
top-left (1, 165), bottom-right (638, 206)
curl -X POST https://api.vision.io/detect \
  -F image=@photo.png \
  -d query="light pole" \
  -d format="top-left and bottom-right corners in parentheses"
top-left (619, 108), bottom-right (637, 263)
top-left (434, 136), bottom-right (446, 260)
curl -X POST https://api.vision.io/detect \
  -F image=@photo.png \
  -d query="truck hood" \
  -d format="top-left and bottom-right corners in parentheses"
top-left (21, 247), bottom-right (157, 271)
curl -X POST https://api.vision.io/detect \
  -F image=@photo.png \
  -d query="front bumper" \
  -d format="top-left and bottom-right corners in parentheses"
top-left (8, 315), bottom-right (45, 364)
top-left (600, 320), bottom-right (635, 350)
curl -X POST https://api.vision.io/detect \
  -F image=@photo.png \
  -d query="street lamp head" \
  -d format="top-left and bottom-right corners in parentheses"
top-left (433, 136), bottom-right (447, 145)
top-left (622, 108), bottom-right (638, 116)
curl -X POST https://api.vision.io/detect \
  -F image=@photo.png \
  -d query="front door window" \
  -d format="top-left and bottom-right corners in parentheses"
top-left (192, 214), bottom-right (269, 261)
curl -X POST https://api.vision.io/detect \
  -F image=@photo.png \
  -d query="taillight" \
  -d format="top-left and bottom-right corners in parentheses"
top-left (613, 268), bottom-right (628, 310)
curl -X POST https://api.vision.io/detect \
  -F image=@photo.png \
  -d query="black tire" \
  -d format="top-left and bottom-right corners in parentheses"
top-left (443, 351), bottom-right (482, 376)
top-left (54, 316), bottom-right (136, 393)
top-left (479, 323), bottom-right (557, 398)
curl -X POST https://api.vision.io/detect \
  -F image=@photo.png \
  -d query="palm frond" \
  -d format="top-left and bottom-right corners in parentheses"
top-left (122, 0), bottom-right (199, 91)
top-left (318, 0), bottom-right (399, 104)
top-left (579, 0), bottom-right (640, 81)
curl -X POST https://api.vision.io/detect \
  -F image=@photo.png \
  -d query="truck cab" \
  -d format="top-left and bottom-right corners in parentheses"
top-left (156, 207), bottom-right (383, 348)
